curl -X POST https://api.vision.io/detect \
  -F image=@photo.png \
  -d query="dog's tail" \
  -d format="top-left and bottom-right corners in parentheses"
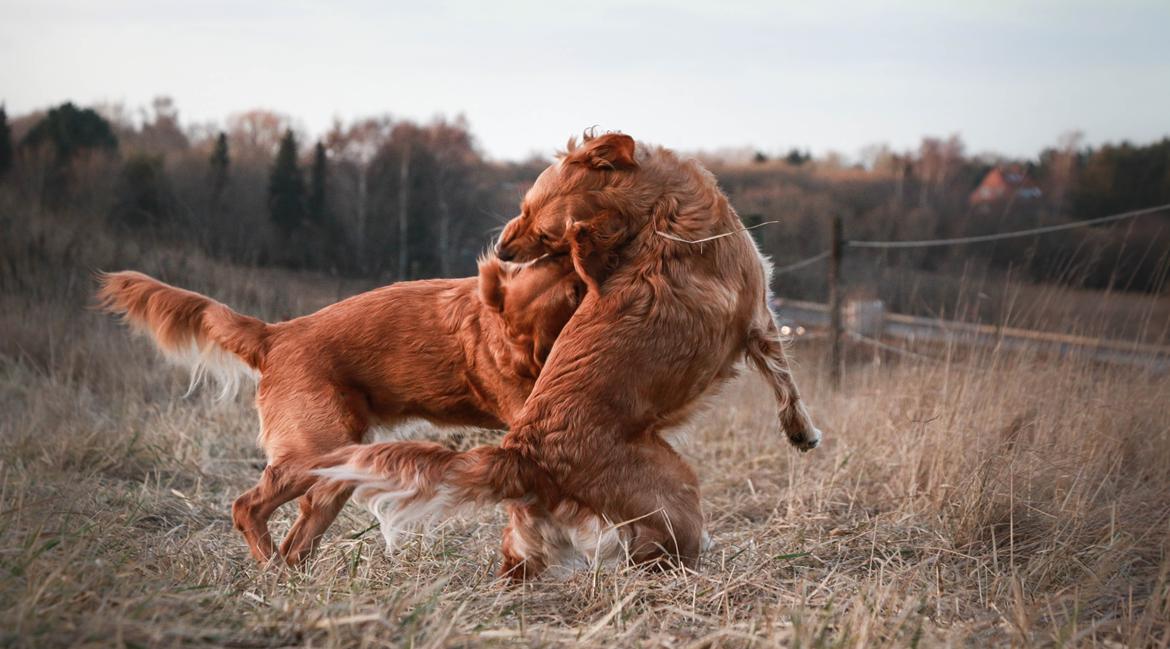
top-left (96, 271), bottom-right (272, 398)
top-left (314, 441), bottom-right (555, 549)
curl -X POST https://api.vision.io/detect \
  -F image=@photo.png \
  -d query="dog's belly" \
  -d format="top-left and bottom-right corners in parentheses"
top-left (361, 417), bottom-right (497, 444)
top-left (656, 360), bottom-right (745, 451)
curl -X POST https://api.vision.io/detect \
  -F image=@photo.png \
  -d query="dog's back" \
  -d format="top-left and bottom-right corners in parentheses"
top-left (269, 256), bottom-right (581, 430)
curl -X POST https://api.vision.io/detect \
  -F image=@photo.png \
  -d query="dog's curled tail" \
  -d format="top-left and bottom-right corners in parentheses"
top-left (314, 441), bottom-right (554, 549)
top-left (96, 270), bottom-right (271, 398)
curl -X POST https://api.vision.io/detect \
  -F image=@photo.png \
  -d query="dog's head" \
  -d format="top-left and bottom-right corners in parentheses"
top-left (479, 254), bottom-right (584, 369)
top-left (495, 132), bottom-right (644, 290)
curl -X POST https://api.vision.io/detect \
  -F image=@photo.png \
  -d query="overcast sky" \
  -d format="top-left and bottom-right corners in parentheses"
top-left (2, 0), bottom-right (1168, 161)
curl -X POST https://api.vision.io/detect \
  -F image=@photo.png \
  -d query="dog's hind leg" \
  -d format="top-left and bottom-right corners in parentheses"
top-left (271, 391), bottom-right (370, 566)
top-left (240, 385), bottom-right (369, 565)
top-left (232, 463), bottom-right (316, 564)
top-left (279, 479), bottom-right (354, 566)
top-left (747, 318), bottom-right (822, 451)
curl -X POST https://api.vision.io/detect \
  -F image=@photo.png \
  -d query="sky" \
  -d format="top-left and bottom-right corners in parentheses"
top-left (2, 0), bottom-right (1168, 162)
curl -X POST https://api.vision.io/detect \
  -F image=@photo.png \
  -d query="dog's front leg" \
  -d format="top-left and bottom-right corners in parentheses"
top-left (747, 319), bottom-right (823, 452)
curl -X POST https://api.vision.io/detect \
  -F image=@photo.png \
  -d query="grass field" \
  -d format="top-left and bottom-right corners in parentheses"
top-left (2, 218), bottom-right (1169, 647)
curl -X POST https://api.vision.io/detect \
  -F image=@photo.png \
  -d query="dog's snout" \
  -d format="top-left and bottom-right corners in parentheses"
top-left (496, 222), bottom-right (518, 261)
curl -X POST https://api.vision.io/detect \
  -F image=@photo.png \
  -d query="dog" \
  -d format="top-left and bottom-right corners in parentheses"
top-left (313, 132), bottom-right (822, 580)
top-left (97, 253), bottom-right (583, 565)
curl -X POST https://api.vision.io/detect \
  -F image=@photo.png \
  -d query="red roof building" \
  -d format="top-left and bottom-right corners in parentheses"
top-left (969, 166), bottom-right (1042, 206)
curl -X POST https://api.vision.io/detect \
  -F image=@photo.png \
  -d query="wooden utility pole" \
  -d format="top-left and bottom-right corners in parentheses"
top-left (828, 215), bottom-right (844, 389)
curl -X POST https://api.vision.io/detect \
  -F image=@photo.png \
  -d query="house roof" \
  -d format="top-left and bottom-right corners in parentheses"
top-left (969, 165), bottom-right (1042, 205)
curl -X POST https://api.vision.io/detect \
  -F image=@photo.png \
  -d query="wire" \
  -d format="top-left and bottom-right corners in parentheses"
top-left (656, 219), bottom-right (780, 245)
top-left (758, 203), bottom-right (1170, 277)
top-left (772, 250), bottom-right (831, 274)
top-left (846, 202), bottom-right (1170, 249)
top-left (848, 332), bottom-right (943, 363)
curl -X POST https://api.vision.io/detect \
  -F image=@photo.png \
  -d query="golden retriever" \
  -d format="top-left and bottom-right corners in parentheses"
top-left (314, 132), bottom-right (821, 580)
top-left (97, 254), bottom-right (582, 565)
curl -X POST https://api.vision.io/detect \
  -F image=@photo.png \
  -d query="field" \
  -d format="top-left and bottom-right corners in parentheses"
top-left (2, 217), bottom-right (1169, 648)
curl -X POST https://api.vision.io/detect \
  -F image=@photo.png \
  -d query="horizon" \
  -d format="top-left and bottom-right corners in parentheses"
top-left (3, 1), bottom-right (1169, 162)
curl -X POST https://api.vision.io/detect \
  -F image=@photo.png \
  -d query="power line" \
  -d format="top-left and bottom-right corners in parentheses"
top-left (846, 202), bottom-right (1170, 249)
top-left (848, 331), bottom-right (948, 365)
top-left (766, 202), bottom-right (1170, 276)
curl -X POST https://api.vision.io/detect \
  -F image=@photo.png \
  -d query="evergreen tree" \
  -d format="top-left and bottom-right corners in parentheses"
top-left (21, 102), bottom-right (118, 160)
top-left (20, 102), bottom-right (118, 202)
top-left (268, 129), bottom-right (306, 231)
top-left (110, 154), bottom-right (172, 228)
top-left (308, 141), bottom-right (327, 224)
top-left (0, 106), bottom-right (12, 179)
top-left (205, 132), bottom-right (231, 251)
top-left (209, 131), bottom-right (230, 197)
top-left (784, 148), bottom-right (809, 166)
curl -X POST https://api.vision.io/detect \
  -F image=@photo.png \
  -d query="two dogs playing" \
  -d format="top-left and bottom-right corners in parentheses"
top-left (99, 132), bottom-right (821, 578)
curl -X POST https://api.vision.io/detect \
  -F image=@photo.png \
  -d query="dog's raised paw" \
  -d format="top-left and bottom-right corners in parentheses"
top-left (791, 427), bottom-right (822, 452)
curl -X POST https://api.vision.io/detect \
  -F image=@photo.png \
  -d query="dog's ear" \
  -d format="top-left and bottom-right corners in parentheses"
top-left (532, 334), bottom-right (555, 370)
top-left (478, 257), bottom-right (506, 312)
top-left (565, 276), bottom-right (586, 309)
top-left (569, 133), bottom-right (637, 171)
top-left (568, 215), bottom-right (622, 293)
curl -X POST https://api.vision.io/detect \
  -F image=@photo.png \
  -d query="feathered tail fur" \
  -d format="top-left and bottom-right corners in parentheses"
top-left (96, 271), bottom-right (270, 399)
top-left (314, 442), bottom-right (554, 549)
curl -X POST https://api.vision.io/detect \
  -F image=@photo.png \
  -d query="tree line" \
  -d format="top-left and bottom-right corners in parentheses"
top-left (1, 99), bottom-right (537, 279)
top-left (715, 133), bottom-right (1170, 297)
top-left (0, 99), bottom-right (1167, 295)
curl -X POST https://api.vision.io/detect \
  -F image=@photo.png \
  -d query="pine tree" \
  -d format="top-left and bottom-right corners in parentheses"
top-left (268, 129), bottom-right (306, 232)
top-left (20, 102), bottom-right (118, 202)
top-left (204, 132), bottom-right (231, 251)
top-left (308, 141), bottom-right (327, 224)
top-left (0, 106), bottom-right (12, 180)
top-left (209, 132), bottom-right (230, 196)
top-left (111, 154), bottom-right (172, 228)
top-left (21, 102), bottom-right (118, 159)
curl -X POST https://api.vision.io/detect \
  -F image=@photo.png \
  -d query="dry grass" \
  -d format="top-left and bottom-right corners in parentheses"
top-left (2, 216), bottom-right (1169, 648)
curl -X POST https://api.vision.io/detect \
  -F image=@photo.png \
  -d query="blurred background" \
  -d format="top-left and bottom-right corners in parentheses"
top-left (2, 0), bottom-right (1168, 337)
top-left (4, 5), bottom-right (1170, 645)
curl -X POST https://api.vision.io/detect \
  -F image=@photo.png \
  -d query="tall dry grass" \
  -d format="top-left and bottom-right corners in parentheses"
top-left (1, 210), bottom-right (1168, 647)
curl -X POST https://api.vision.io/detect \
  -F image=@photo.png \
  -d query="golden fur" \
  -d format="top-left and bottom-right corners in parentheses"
top-left (97, 254), bottom-right (582, 564)
top-left (319, 132), bottom-right (821, 580)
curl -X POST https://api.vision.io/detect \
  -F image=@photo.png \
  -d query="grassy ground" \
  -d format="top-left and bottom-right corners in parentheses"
top-left (2, 218), bottom-right (1169, 647)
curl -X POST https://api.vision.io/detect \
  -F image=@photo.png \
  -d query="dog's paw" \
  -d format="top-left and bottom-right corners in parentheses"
top-left (789, 426), bottom-right (822, 452)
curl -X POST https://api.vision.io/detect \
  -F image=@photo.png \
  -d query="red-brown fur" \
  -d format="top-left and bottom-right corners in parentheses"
top-left (318, 132), bottom-right (821, 580)
top-left (97, 254), bottom-right (582, 565)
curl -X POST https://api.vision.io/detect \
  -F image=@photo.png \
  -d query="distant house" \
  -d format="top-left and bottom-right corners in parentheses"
top-left (969, 166), bottom-right (1042, 206)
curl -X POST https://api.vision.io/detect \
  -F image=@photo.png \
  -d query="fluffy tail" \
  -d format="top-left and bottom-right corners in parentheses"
top-left (314, 441), bottom-right (554, 549)
top-left (96, 271), bottom-right (271, 398)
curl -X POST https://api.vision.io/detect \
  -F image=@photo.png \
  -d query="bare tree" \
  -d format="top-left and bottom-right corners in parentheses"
top-left (227, 110), bottom-right (291, 161)
top-left (426, 116), bottom-right (478, 276)
top-left (324, 117), bottom-right (392, 270)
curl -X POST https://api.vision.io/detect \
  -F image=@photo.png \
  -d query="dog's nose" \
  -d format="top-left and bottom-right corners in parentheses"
top-left (496, 246), bottom-right (515, 261)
